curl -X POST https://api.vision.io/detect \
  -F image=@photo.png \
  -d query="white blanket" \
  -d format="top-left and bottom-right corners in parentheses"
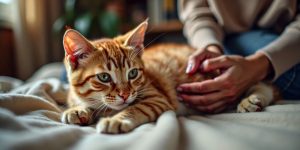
top-left (0, 65), bottom-right (300, 150)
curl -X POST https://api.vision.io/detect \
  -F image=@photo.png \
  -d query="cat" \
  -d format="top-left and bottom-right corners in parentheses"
top-left (61, 20), bottom-right (279, 134)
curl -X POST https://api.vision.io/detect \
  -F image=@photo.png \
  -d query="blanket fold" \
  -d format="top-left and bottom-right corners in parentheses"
top-left (0, 76), bottom-right (299, 150)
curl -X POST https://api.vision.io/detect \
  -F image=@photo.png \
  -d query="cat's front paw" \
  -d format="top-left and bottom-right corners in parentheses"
top-left (61, 106), bottom-right (92, 125)
top-left (237, 95), bottom-right (263, 113)
top-left (96, 117), bottom-right (135, 134)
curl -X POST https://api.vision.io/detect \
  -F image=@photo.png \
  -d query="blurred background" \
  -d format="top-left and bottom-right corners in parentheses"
top-left (0, 0), bottom-right (186, 80)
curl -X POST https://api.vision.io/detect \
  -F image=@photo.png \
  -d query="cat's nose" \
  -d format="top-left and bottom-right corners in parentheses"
top-left (119, 92), bottom-right (129, 101)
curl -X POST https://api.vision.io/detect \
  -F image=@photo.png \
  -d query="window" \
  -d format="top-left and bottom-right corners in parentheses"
top-left (0, 0), bottom-right (12, 28)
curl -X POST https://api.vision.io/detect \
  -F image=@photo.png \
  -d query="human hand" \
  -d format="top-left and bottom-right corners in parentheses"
top-left (186, 45), bottom-right (223, 74)
top-left (177, 52), bottom-right (272, 113)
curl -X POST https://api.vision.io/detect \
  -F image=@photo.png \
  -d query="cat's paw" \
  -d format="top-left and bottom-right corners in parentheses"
top-left (61, 107), bottom-right (92, 125)
top-left (237, 95), bottom-right (263, 113)
top-left (96, 117), bottom-right (135, 134)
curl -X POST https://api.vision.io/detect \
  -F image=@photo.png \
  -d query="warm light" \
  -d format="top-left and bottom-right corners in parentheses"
top-left (25, 0), bottom-right (36, 26)
top-left (0, 0), bottom-right (11, 4)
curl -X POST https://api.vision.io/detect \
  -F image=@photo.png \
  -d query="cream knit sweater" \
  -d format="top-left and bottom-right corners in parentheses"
top-left (179, 0), bottom-right (300, 80)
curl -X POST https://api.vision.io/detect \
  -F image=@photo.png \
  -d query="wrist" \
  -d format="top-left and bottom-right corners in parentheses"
top-left (206, 44), bottom-right (223, 54)
top-left (246, 52), bottom-right (274, 81)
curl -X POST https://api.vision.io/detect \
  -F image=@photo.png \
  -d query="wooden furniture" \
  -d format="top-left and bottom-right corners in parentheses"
top-left (145, 20), bottom-right (187, 45)
top-left (0, 27), bottom-right (15, 77)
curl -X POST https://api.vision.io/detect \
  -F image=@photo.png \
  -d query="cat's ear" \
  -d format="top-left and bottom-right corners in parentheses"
top-left (124, 20), bottom-right (148, 53)
top-left (63, 29), bottom-right (94, 70)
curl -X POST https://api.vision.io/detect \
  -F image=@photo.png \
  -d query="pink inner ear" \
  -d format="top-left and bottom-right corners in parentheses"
top-left (63, 30), bottom-right (92, 58)
top-left (128, 31), bottom-right (144, 48)
top-left (126, 22), bottom-right (147, 49)
top-left (64, 35), bottom-right (78, 56)
top-left (63, 37), bottom-right (77, 66)
top-left (63, 29), bottom-right (93, 69)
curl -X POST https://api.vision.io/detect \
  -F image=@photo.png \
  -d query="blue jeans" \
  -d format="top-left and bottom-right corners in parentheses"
top-left (224, 30), bottom-right (300, 99)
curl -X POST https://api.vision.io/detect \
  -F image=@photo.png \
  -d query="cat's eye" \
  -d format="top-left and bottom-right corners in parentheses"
top-left (128, 68), bottom-right (138, 80)
top-left (97, 73), bottom-right (111, 83)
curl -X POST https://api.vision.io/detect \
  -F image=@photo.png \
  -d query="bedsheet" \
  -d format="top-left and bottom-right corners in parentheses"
top-left (0, 63), bottom-right (300, 150)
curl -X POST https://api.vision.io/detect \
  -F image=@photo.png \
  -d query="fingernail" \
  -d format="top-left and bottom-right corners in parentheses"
top-left (186, 62), bottom-right (194, 73)
top-left (177, 87), bottom-right (183, 92)
top-left (201, 61), bottom-right (208, 72)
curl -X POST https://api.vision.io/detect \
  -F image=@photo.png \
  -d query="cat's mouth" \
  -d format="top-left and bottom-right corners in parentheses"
top-left (107, 98), bottom-right (135, 110)
top-left (103, 94), bottom-right (137, 110)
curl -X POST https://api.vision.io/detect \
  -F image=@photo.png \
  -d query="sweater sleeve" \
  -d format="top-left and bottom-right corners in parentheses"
top-left (178, 0), bottom-right (224, 49)
top-left (257, 14), bottom-right (300, 81)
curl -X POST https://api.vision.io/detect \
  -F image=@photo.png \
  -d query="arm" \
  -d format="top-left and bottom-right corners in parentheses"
top-left (178, 0), bottom-right (224, 50)
top-left (179, 0), bottom-right (224, 73)
top-left (177, 0), bottom-right (300, 113)
top-left (258, 14), bottom-right (300, 80)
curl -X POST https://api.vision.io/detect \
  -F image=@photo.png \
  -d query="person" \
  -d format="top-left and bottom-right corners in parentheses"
top-left (177, 0), bottom-right (300, 113)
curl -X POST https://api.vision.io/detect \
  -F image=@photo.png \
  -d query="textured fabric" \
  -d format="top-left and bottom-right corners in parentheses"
top-left (275, 65), bottom-right (300, 99)
top-left (178, 0), bottom-right (300, 80)
top-left (223, 29), bottom-right (300, 99)
top-left (0, 65), bottom-right (300, 150)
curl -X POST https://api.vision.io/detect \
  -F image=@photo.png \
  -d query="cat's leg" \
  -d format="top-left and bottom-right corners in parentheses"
top-left (61, 106), bottom-right (94, 125)
top-left (96, 98), bottom-right (174, 134)
top-left (237, 82), bottom-right (275, 113)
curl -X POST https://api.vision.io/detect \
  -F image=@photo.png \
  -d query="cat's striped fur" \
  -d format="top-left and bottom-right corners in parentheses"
top-left (61, 20), bottom-right (278, 134)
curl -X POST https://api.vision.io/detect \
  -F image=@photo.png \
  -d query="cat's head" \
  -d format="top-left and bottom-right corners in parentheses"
top-left (63, 20), bottom-right (148, 110)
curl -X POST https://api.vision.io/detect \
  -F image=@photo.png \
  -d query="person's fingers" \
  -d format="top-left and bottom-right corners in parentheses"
top-left (186, 51), bottom-right (205, 74)
top-left (179, 90), bottom-right (227, 106)
top-left (195, 100), bottom-right (227, 113)
top-left (201, 55), bottom-right (234, 72)
top-left (185, 59), bottom-right (198, 74)
top-left (186, 49), bottom-right (221, 74)
top-left (177, 79), bottom-right (224, 94)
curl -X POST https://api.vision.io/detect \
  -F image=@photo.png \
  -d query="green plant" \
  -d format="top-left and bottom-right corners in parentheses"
top-left (53, 0), bottom-right (120, 38)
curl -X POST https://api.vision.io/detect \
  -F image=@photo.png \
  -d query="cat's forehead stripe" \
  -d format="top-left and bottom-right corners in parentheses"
top-left (110, 57), bottom-right (118, 68)
top-left (108, 49), bottom-right (129, 69)
top-left (101, 48), bottom-right (111, 71)
top-left (120, 48), bottom-right (127, 68)
top-left (94, 39), bottom-right (132, 69)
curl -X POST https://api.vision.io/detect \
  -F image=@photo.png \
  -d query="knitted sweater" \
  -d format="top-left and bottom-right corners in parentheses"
top-left (179, 0), bottom-right (300, 80)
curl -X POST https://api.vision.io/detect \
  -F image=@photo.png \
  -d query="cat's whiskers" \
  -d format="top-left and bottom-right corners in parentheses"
top-left (87, 101), bottom-right (102, 108)
top-left (137, 87), bottom-right (152, 94)
top-left (71, 99), bottom-right (99, 108)
top-left (103, 103), bottom-right (110, 117)
top-left (129, 21), bottom-right (156, 53)
top-left (130, 33), bottom-right (167, 60)
top-left (133, 78), bottom-right (158, 102)
top-left (135, 87), bottom-right (153, 99)
top-left (85, 95), bottom-right (109, 120)
top-left (129, 32), bottom-right (163, 61)
top-left (91, 103), bottom-right (107, 120)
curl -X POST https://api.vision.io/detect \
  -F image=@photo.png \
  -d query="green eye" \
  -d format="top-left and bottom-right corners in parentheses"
top-left (97, 73), bottom-right (111, 83)
top-left (128, 68), bottom-right (138, 80)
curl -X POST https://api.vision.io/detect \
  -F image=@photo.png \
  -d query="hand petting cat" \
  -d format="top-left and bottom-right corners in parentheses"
top-left (177, 45), bottom-right (273, 113)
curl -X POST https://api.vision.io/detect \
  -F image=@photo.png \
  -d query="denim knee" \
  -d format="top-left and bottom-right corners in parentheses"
top-left (274, 63), bottom-right (300, 100)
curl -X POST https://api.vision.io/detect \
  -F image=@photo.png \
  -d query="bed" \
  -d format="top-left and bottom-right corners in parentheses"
top-left (0, 63), bottom-right (300, 150)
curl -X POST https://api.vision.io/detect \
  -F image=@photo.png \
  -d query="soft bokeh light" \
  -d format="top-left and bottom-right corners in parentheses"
top-left (0, 0), bottom-right (11, 4)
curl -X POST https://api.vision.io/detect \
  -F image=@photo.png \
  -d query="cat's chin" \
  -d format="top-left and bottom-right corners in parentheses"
top-left (108, 103), bottom-right (129, 110)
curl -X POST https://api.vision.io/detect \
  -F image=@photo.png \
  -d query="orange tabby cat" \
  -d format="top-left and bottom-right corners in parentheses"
top-left (61, 20), bottom-right (278, 134)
